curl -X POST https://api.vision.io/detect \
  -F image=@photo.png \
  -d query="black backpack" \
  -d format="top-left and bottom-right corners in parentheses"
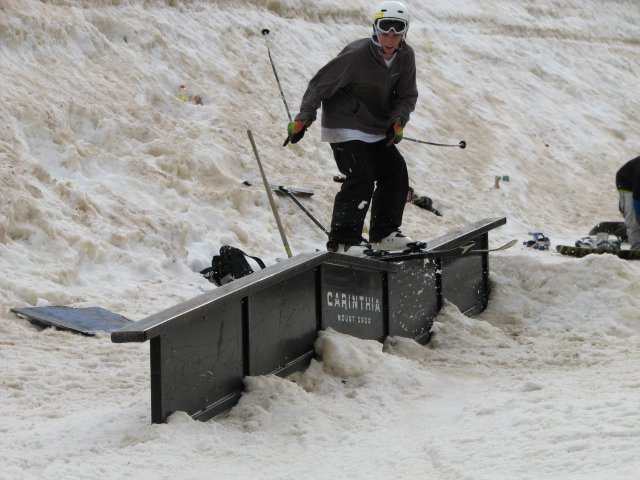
top-left (200, 246), bottom-right (266, 287)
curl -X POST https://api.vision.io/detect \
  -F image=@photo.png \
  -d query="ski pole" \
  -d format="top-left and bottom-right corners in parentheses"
top-left (278, 186), bottom-right (330, 237)
top-left (247, 130), bottom-right (293, 258)
top-left (404, 137), bottom-right (466, 149)
top-left (261, 28), bottom-right (300, 147)
top-left (279, 185), bottom-right (368, 245)
top-left (261, 29), bottom-right (292, 122)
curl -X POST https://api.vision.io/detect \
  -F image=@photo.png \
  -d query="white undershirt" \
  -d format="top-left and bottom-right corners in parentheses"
top-left (320, 128), bottom-right (385, 144)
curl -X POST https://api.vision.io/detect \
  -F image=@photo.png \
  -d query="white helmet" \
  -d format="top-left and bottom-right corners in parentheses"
top-left (372, 1), bottom-right (410, 35)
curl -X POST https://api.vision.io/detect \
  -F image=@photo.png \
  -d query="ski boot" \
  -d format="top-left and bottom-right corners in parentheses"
top-left (372, 230), bottom-right (427, 253)
top-left (327, 240), bottom-right (372, 258)
top-left (524, 231), bottom-right (550, 250)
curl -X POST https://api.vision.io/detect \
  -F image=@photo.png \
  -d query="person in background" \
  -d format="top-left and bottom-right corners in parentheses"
top-left (286, 1), bottom-right (420, 257)
top-left (616, 155), bottom-right (640, 250)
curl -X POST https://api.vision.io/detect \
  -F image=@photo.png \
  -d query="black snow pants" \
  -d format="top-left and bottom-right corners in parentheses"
top-left (328, 139), bottom-right (409, 246)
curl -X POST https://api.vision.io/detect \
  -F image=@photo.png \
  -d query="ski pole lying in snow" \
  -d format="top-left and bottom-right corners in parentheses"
top-left (275, 184), bottom-right (369, 245)
top-left (242, 180), bottom-right (330, 238)
top-left (247, 129), bottom-right (293, 258)
top-left (404, 137), bottom-right (467, 149)
top-left (277, 186), bottom-right (330, 237)
top-left (280, 187), bottom-right (371, 244)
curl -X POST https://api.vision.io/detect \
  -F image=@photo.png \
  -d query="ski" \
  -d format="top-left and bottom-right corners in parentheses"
top-left (369, 239), bottom-right (517, 262)
top-left (242, 180), bottom-right (314, 197)
top-left (363, 240), bottom-right (433, 258)
top-left (555, 244), bottom-right (640, 260)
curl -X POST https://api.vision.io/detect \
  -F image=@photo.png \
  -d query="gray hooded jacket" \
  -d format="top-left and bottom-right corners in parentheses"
top-left (296, 36), bottom-right (418, 135)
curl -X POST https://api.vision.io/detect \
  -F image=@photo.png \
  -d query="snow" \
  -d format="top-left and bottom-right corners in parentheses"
top-left (1, 1), bottom-right (640, 478)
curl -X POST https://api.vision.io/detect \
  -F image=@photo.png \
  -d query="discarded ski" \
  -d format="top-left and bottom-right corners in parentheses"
top-left (242, 180), bottom-right (314, 197)
top-left (11, 306), bottom-right (132, 335)
top-left (555, 245), bottom-right (640, 260)
top-left (370, 239), bottom-right (517, 262)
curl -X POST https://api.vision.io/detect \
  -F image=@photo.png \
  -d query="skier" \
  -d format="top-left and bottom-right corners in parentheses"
top-left (616, 155), bottom-right (640, 250)
top-left (285, 1), bottom-right (419, 257)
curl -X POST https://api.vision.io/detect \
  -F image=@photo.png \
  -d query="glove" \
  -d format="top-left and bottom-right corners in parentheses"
top-left (284, 119), bottom-right (313, 146)
top-left (385, 115), bottom-right (404, 146)
top-left (634, 199), bottom-right (640, 224)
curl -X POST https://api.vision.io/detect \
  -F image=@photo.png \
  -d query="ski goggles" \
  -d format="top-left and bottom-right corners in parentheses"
top-left (375, 18), bottom-right (408, 35)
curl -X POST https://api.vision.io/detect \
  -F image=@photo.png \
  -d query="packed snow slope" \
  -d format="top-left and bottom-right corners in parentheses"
top-left (1, 1), bottom-right (639, 479)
